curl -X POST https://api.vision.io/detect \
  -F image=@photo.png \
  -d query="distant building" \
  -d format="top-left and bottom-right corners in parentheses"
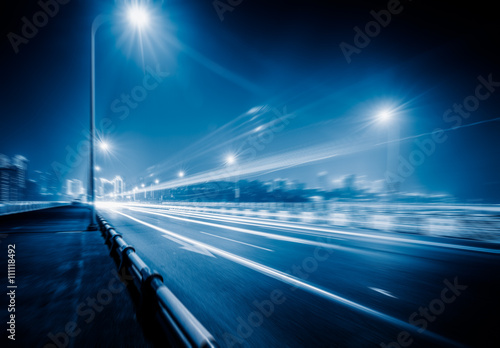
top-left (263, 178), bottom-right (306, 193)
top-left (37, 170), bottom-right (60, 199)
top-left (0, 154), bottom-right (28, 202)
top-left (342, 174), bottom-right (357, 192)
top-left (0, 154), bottom-right (11, 201)
top-left (113, 176), bottom-right (124, 196)
top-left (96, 176), bottom-right (125, 199)
top-left (263, 181), bottom-right (273, 193)
top-left (99, 178), bottom-right (114, 197)
top-left (281, 179), bottom-right (305, 191)
top-left (273, 178), bottom-right (287, 191)
top-left (66, 179), bottom-right (84, 198)
top-left (34, 170), bottom-right (56, 197)
top-left (317, 171), bottom-right (329, 190)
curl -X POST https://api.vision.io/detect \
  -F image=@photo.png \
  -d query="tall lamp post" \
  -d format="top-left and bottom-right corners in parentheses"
top-left (226, 154), bottom-right (239, 202)
top-left (378, 110), bottom-right (400, 197)
top-left (87, 7), bottom-right (150, 230)
top-left (154, 179), bottom-right (159, 201)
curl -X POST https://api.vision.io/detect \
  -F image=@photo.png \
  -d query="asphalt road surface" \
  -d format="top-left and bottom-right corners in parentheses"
top-left (0, 206), bottom-right (154, 348)
top-left (98, 203), bottom-right (500, 348)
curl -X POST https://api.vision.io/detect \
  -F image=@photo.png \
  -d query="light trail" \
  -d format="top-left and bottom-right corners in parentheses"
top-left (120, 205), bottom-right (377, 256)
top-left (200, 231), bottom-right (274, 252)
top-left (113, 203), bottom-right (500, 255)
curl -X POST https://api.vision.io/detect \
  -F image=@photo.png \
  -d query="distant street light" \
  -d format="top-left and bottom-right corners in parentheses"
top-left (99, 141), bottom-right (110, 151)
top-left (225, 154), bottom-right (239, 202)
top-left (128, 5), bottom-right (150, 28)
top-left (154, 179), bottom-right (160, 200)
top-left (378, 108), bottom-right (400, 196)
top-left (226, 154), bottom-right (236, 165)
top-left (378, 109), bottom-right (393, 122)
top-left (178, 171), bottom-right (185, 178)
top-left (88, 5), bottom-right (151, 230)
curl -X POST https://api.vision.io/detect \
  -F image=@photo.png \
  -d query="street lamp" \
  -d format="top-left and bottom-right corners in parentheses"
top-left (226, 154), bottom-right (236, 165)
top-left (378, 109), bottom-right (393, 123)
top-left (178, 171), bottom-right (185, 178)
top-left (225, 154), bottom-right (239, 202)
top-left (153, 179), bottom-right (160, 201)
top-left (88, 6), bottom-right (150, 230)
top-left (128, 6), bottom-right (150, 28)
top-left (99, 141), bottom-right (110, 151)
top-left (378, 108), bottom-right (400, 196)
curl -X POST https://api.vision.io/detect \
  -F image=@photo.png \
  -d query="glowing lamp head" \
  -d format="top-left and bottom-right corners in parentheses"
top-left (178, 171), bottom-right (185, 178)
top-left (128, 6), bottom-right (149, 28)
top-left (226, 154), bottom-right (236, 165)
top-left (378, 109), bottom-right (393, 122)
top-left (155, 179), bottom-right (159, 184)
top-left (99, 141), bottom-right (110, 151)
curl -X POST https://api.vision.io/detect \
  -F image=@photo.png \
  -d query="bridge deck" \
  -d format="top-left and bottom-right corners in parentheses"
top-left (0, 206), bottom-right (153, 347)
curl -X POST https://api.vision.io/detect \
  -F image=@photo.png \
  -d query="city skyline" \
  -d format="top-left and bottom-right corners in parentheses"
top-left (0, 151), bottom-right (471, 204)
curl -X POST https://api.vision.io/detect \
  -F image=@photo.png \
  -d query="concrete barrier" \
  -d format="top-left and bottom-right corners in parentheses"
top-left (0, 201), bottom-right (69, 216)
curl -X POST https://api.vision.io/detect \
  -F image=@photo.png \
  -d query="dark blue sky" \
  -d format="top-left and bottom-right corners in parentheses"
top-left (1, 0), bottom-right (499, 202)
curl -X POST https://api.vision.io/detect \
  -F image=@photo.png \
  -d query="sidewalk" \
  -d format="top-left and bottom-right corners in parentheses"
top-left (0, 206), bottom-right (154, 347)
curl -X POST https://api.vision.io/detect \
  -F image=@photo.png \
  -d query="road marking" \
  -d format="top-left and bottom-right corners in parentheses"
top-left (200, 231), bottom-right (274, 252)
top-left (56, 231), bottom-right (87, 233)
top-left (161, 235), bottom-right (215, 258)
top-left (369, 287), bottom-right (398, 299)
top-left (126, 205), bottom-right (500, 255)
top-left (108, 208), bottom-right (464, 348)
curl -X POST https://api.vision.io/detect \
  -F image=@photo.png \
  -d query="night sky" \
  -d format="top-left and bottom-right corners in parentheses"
top-left (1, 0), bottom-right (499, 202)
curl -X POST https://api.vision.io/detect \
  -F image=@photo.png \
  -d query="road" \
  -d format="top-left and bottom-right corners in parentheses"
top-left (98, 203), bottom-right (500, 348)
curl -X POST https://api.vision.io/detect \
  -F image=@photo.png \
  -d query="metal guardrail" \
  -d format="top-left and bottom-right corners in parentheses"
top-left (96, 214), bottom-right (217, 348)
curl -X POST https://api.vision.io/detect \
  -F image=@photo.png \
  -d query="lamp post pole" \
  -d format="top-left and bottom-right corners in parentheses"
top-left (87, 8), bottom-right (149, 223)
top-left (88, 15), bottom-right (109, 231)
top-left (379, 110), bottom-right (400, 198)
